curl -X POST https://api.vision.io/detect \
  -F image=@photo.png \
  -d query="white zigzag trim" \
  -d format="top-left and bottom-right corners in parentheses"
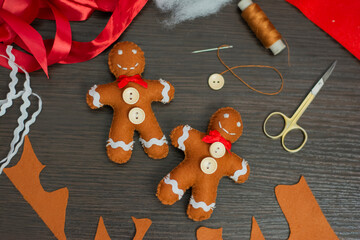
top-left (177, 125), bottom-right (191, 151)
top-left (189, 196), bottom-right (215, 212)
top-left (159, 79), bottom-right (170, 104)
top-left (0, 46), bottom-right (42, 174)
top-left (139, 135), bottom-right (167, 148)
top-left (89, 85), bottom-right (103, 108)
top-left (163, 174), bottom-right (184, 200)
top-left (106, 138), bottom-right (134, 151)
top-left (230, 160), bottom-right (248, 181)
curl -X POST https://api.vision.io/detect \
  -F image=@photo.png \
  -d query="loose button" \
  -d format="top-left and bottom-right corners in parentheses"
top-left (208, 73), bottom-right (224, 90)
top-left (200, 157), bottom-right (218, 174)
top-left (209, 142), bottom-right (226, 158)
top-left (129, 107), bottom-right (145, 124)
top-left (122, 87), bottom-right (139, 105)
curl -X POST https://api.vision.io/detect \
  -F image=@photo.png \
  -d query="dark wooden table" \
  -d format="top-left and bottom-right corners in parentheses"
top-left (0, 1), bottom-right (359, 239)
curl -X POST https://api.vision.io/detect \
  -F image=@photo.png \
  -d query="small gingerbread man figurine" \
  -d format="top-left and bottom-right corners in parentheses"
top-left (86, 41), bottom-right (175, 164)
top-left (156, 107), bottom-right (250, 221)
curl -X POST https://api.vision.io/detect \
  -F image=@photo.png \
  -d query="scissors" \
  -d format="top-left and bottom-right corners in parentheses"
top-left (263, 61), bottom-right (337, 153)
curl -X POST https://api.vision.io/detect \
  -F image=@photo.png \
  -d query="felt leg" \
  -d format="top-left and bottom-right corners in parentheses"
top-left (106, 114), bottom-right (135, 164)
top-left (187, 183), bottom-right (218, 221)
top-left (157, 163), bottom-right (195, 205)
top-left (137, 113), bottom-right (168, 159)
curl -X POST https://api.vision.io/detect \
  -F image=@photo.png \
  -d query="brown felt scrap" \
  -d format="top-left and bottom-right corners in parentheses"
top-left (4, 136), bottom-right (68, 240)
top-left (132, 216), bottom-right (152, 240)
top-left (94, 216), bottom-right (111, 240)
top-left (250, 217), bottom-right (265, 240)
top-left (275, 176), bottom-right (339, 240)
top-left (196, 227), bottom-right (223, 240)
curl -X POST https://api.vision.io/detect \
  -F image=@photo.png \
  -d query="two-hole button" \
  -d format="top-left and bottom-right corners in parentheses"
top-left (209, 142), bottom-right (226, 158)
top-left (123, 87), bottom-right (139, 105)
top-left (208, 73), bottom-right (225, 90)
top-left (128, 107), bottom-right (145, 124)
top-left (200, 157), bottom-right (218, 174)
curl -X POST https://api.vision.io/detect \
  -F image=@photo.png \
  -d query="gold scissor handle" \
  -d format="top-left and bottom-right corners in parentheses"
top-left (263, 112), bottom-right (308, 153)
top-left (281, 125), bottom-right (308, 153)
top-left (263, 112), bottom-right (292, 139)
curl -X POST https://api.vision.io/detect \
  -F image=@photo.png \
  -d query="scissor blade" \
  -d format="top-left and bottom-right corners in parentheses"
top-left (311, 60), bottom-right (337, 96)
top-left (321, 60), bottom-right (337, 84)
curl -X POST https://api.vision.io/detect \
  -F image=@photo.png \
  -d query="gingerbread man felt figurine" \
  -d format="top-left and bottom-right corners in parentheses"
top-left (86, 41), bottom-right (175, 164)
top-left (156, 107), bottom-right (250, 221)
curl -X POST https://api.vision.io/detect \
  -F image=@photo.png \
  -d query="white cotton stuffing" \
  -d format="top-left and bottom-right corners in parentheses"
top-left (155, 0), bottom-right (234, 26)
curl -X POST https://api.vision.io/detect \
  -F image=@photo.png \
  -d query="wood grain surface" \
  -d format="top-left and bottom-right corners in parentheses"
top-left (0, 1), bottom-right (359, 239)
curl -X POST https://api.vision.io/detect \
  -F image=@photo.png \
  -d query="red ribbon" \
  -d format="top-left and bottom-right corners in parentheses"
top-left (202, 130), bottom-right (232, 153)
top-left (117, 74), bottom-right (147, 89)
top-left (0, 0), bottom-right (148, 77)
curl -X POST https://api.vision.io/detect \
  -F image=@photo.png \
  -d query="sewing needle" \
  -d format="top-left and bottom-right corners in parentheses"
top-left (192, 45), bottom-right (233, 54)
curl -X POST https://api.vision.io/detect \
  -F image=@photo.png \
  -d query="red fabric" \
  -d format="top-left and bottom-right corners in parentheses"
top-left (202, 130), bottom-right (232, 153)
top-left (0, 7), bottom-right (48, 76)
top-left (0, 0), bottom-right (148, 76)
top-left (117, 74), bottom-right (148, 89)
top-left (286, 0), bottom-right (360, 60)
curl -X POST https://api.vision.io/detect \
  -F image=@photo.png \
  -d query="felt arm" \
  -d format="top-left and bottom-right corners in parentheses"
top-left (157, 161), bottom-right (196, 205)
top-left (170, 125), bottom-right (201, 153)
top-left (86, 82), bottom-right (118, 109)
top-left (146, 79), bottom-right (175, 104)
top-left (226, 154), bottom-right (250, 184)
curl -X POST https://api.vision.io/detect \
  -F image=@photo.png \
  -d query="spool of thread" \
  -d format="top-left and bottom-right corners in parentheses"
top-left (238, 0), bottom-right (286, 55)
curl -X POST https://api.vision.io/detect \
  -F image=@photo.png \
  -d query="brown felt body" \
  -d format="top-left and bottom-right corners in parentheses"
top-left (157, 107), bottom-right (250, 221)
top-left (86, 42), bottom-right (175, 164)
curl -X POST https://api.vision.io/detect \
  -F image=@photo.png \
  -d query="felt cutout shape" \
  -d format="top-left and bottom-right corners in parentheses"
top-left (4, 135), bottom-right (68, 240)
top-left (132, 216), bottom-right (152, 240)
top-left (196, 227), bottom-right (223, 240)
top-left (157, 107), bottom-right (250, 221)
top-left (250, 217), bottom-right (265, 240)
top-left (275, 176), bottom-right (339, 240)
top-left (93, 216), bottom-right (151, 240)
top-left (86, 41), bottom-right (175, 164)
top-left (94, 217), bottom-right (111, 240)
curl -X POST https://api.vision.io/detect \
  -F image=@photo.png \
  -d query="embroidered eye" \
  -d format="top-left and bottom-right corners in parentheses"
top-left (132, 49), bottom-right (137, 54)
top-left (118, 49), bottom-right (123, 55)
top-left (237, 122), bottom-right (241, 127)
top-left (224, 113), bottom-right (229, 118)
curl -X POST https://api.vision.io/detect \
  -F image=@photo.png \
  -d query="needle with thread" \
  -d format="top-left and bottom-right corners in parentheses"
top-left (192, 45), bottom-right (233, 54)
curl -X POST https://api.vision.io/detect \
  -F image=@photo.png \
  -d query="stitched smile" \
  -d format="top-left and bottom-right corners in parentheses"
top-left (218, 121), bottom-right (236, 136)
top-left (117, 62), bottom-right (139, 71)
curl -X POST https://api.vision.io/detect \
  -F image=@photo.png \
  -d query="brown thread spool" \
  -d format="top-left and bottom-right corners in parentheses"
top-left (238, 0), bottom-right (286, 55)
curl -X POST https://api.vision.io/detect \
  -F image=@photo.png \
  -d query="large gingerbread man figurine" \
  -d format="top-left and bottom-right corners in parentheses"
top-left (86, 41), bottom-right (175, 164)
top-left (157, 107), bottom-right (250, 221)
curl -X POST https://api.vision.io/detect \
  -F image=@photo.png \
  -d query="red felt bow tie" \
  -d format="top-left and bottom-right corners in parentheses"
top-left (116, 74), bottom-right (148, 89)
top-left (202, 130), bottom-right (232, 153)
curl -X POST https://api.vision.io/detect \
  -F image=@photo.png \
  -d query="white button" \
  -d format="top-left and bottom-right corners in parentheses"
top-left (200, 157), bottom-right (218, 174)
top-left (122, 87), bottom-right (139, 105)
top-left (128, 107), bottom-right (145, 124)
top-left (209, 142), bottom-right (226, 158)
top-left (208, 73), bottom-right (224, 90)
